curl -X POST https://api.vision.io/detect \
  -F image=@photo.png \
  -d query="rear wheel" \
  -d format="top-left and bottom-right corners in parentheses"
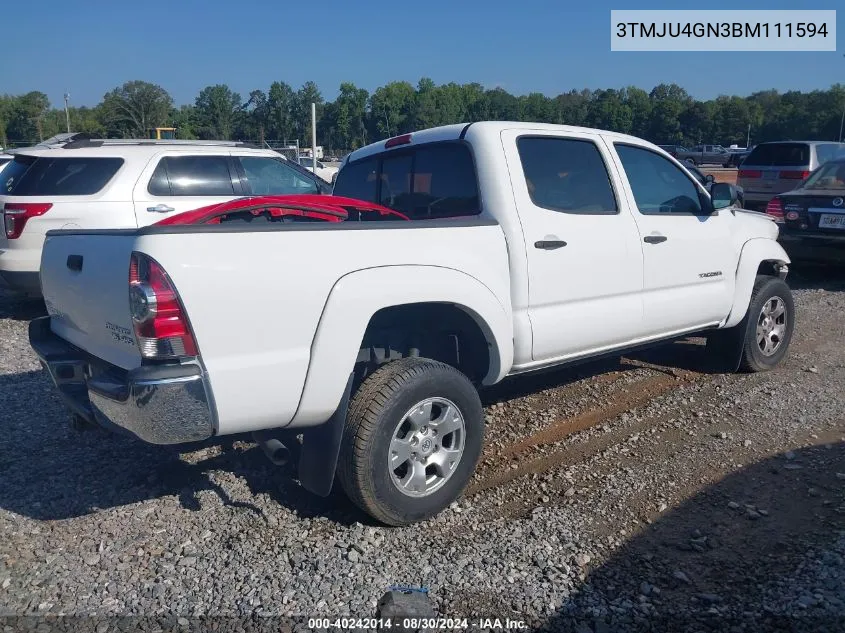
top-left (337, 357), bottom-right (483, 526)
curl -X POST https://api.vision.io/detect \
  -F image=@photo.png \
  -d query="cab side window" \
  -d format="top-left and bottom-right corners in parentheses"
top-left (615, 144), bottom-right (703, 215)
top-left (517, 137), bottom-right (617, 215)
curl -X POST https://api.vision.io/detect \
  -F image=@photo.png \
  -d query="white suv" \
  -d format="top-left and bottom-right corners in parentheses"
top-left (0, 139), bottom-right (330, 296)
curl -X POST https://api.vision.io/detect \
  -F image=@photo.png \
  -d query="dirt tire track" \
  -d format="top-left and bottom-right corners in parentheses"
top-left (469, 371), bottom-right (701, 495)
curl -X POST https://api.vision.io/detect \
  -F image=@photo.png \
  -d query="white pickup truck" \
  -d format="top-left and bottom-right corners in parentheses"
top-left (30, 122), bottom-right (794, 525)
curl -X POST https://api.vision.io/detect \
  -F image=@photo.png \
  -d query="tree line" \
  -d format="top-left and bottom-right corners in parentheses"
top-left (2, 79), bottom-right (844, 152)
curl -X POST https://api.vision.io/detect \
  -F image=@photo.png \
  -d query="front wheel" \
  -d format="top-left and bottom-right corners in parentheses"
top-left (739, 275), bottom-right (795, 371)
top-left (337, 357), bottom-right (484, 526)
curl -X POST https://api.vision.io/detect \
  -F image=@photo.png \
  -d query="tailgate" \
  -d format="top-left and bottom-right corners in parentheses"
top-left (40, 231), bottom-right (142, 370)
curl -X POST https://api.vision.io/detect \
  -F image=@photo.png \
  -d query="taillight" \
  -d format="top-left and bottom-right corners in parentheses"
top-left (779, 170), bottom-right (809, 180)
top-left (129, 252), bottom-right (197, 359)
top-left (765, 197), bottom-right (785, 223)
top-left (738, 170), bottom-right (761, 179)
top-left (3, 203), bottom-right (52, 239)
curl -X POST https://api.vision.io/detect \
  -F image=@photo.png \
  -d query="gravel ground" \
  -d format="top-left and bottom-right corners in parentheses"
top-left (1, 263), bottom-right (844, 633)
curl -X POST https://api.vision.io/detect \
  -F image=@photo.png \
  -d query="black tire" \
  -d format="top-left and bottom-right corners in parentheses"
top-left (686, 158), bottom-right (697, 167)
top-left (337, 357), bottom-right (484, 526)
top-left (738, 275), bottom-right (795, 372)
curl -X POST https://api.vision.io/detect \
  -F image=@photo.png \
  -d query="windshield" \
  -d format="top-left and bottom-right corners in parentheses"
top-left (802, 162), bottom-right (845, 191)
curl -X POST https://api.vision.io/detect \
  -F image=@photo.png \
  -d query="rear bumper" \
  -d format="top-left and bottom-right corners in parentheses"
top-left (781, 230), bottom-right (845, 243)
top-left (0, 270), bottom-right (41, 296)
top-left (29, 316), bottom-right (215, 445)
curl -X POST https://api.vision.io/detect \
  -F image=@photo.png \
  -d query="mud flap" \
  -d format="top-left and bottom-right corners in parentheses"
top-left (298, 373), bottom-right (354, 497)
top-left (706, 316), bottom-right (747, 373)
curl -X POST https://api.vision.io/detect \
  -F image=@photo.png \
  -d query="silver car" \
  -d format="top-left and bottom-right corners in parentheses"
top-left (737, 141), bottom-right (845, 210)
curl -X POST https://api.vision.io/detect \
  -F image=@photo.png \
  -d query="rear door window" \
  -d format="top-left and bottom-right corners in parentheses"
top-left (238, 157), bottom-right (319, 195)
top-left (148, 155), bottom-right (236, 196)
top-left (3, 156), bottom-right (123, 195)
top-left (517, 136), bottom-right (617, 215)
top-left (744, 143), bottom-right (810, 167)
top-left (333, 142), bottom-right (480, 219)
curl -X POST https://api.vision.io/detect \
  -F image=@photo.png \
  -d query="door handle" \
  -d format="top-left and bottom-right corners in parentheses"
top-left (534, 240), bottom-right (567, 250)
top-left (643, 235), bottom-right (668, 244)
top-left (147, 204), bottom-right (175, 213)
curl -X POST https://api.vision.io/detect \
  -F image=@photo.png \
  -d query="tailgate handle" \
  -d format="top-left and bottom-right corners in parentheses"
top-left (66, 255), bottom-right (83, 272)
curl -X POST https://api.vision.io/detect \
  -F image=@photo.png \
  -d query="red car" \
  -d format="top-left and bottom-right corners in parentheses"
top-left (154, 194), bottom-right (409, 226)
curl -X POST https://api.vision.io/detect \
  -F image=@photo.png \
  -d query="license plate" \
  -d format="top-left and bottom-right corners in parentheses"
top-left (819, 214), bottom-right (845, 229)
top-left (762, 171), bottom-right (778, 180)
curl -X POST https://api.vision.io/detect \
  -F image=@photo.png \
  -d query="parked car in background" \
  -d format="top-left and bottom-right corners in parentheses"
top-left (297, 156), bottom-right (339, 183)
top-left (765, 159), bottom-right (845, 260)
top-left (686, 164), bottom-right (744, 207)
top-left (31, 121), bottom-right (792, 525)
top-left (658, 145), bottom-right (689, 160)
top-left (725, 147), bottom-right (752, 168)
top-left (0, 139), bottom-right (330, 296)
top-left (677, 144), bottom-right (733, 166)
top-left (737, 141), bottom-right (845, 210)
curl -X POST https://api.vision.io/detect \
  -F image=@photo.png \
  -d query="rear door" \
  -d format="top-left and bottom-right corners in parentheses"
top-left (131, 152), bottom-right (244, 226)
top-left (501, 129), bottom-right (644, 362)
top-left (610, 141), bottom-right (736, 336)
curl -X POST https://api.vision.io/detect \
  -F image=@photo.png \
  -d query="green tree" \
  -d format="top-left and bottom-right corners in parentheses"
top-left (485, 87), bottom-right (519, 120)
top-left (329, 82), bottom-right (368, 149)
top-left (267, 81), bottom-right (296, 141)
top-left (170, 104), bottom-right (198, 139)
top-left (101, 81), bottom-right (172, 137)
top-left (4, 91), bottom-right (51, 143)
top-left (240, 89), bottom-right (269, 142)
top-left (368, 81), bottom-right (416, 139)
top-left (647, 83), bottom-right (692, 143)
top-left (295, 81), bottom-right (323, 144)
top-left (194, 84), bottom-right (242, 140)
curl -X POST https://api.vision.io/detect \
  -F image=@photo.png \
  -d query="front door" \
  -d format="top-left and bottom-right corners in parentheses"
top-left (609, 142), bottom-right (737, 337)
top-left (501, 129), bottom-right (645, 365)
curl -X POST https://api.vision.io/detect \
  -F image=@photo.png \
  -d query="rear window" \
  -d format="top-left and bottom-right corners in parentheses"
top-left (333, 142), bottom-right (480, 220)
top-left (744, 143), bottom-right (810, 167)
top-left (2, 155), bottom-right (123, 195)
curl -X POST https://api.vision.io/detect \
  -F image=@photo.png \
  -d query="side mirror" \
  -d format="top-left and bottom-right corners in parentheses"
top-left (704, 173), bottom-right (715, 185)
top-left (711, 182), bottom-right (738, 210)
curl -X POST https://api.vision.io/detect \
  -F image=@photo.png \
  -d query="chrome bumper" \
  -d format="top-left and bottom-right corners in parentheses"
top-left (29, 316), bottom-right (215, 445)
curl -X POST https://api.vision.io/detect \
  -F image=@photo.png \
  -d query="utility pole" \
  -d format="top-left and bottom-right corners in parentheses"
top-left (63, 93), bottom-right (71, 133)
top-left (311, 102), bottom-right (317, 172)
top-left (746, 123), bottom-right (751, 148)
top-left (839, 54), bottom-right (845, 142)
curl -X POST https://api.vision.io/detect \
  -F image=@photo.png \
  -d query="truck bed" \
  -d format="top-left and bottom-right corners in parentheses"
top-left (39, 218), bottom-right (511, 435)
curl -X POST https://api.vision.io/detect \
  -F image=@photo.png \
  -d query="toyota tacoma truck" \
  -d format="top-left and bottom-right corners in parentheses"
top-left (30, 122), bottom-right (794, 526)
